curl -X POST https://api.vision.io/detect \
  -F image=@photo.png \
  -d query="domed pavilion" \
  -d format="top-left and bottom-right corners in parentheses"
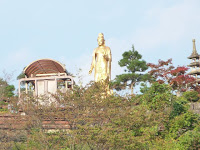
top-left (18, 58), bottom-right (73, 98)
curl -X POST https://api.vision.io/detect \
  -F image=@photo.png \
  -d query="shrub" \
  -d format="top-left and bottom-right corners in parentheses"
top-left (183, 91), bottom-right (199, 102)
top-left (169, 97), bottom-right (188, 119)
top-left (141, 82), bottom-right (172, 111)
top-left (177, 126), bottom-right (200, 149)
top-left (168, 112), bottom-right (198, 139)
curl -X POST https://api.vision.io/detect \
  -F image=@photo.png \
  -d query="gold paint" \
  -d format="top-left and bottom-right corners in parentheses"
top-left (89, 33), bottom-right (112, 94)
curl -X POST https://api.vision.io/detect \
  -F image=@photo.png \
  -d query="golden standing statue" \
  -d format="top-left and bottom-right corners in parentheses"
top-left (89, 33), bottom-right (112, 92)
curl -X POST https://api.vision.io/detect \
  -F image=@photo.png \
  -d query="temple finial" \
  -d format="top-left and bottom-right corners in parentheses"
top-left (192, 39), bottom-right (197, 55)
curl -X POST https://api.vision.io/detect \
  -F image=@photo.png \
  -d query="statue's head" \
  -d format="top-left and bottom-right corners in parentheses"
top-left (97, 33), bottom-right (105, 46)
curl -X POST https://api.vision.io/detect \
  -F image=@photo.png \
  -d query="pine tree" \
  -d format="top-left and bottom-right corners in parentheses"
top-left (113, 45), bottom-right (149, 95)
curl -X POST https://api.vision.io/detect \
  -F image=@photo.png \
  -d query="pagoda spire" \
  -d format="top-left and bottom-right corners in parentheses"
top-left (192, 39), bottom-right (198, 55)
top-left (188, 39), bottom-right (199, 59)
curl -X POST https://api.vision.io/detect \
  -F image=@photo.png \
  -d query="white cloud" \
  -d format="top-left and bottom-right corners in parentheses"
top-left (132, 0), bottom-right (200, 55)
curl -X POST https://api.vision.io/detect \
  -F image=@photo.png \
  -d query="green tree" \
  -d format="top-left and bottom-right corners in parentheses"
top-left (0, 78), bottom-right (15, 99)
top-left (112, 45), bottom-right (149, 94)
top-left (183, 91), bottom-right (199, 102)
top-left (141, 82), bottom-right (172, 111)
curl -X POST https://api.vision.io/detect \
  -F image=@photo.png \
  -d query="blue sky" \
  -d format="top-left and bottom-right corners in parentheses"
top-left (0, 0), bottom-right (200, 92)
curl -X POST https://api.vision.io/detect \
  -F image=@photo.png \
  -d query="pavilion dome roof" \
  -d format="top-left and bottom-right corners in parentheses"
top-left (24, 59), bottom-right (66, 78)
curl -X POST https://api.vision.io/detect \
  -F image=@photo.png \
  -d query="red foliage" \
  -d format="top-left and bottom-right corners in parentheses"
top-left (170, 67), bottom-right (188, 76)
top-left (170, 74), bottom-right (195, 91)
top-left (147, 59), bottom-right (174, 83)
top-left (148, 59), bottom-right (196, 93)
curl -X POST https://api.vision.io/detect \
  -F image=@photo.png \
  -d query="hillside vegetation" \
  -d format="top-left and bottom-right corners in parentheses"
top-left (0, 82), bottom-right (199, 150)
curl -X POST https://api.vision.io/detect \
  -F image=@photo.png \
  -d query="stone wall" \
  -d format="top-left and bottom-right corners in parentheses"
top-left (0, 114), bottom-right (71, 130)
top-left (189, 102), bottom-right (200, 114)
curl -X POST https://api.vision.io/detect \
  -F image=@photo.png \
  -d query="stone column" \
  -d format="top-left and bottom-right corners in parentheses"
top-left (25, 82), bottom-right (28, 94)
top-left (35, 80), bottom-right (38, 96)
top-left (65, 80), bottom-right (68, 91)
top-left (71, 78), bottom-right (73, 89)
top-left (55, 78), bottom-right (57, 93)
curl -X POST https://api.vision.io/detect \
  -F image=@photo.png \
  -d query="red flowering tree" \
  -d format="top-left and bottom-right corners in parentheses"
top-left (170, 67), bottom-right (195, 96)
top-left (147, 59), bottom-right (175, 84)
top-left (148, 59), bottom-right (196, 96)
